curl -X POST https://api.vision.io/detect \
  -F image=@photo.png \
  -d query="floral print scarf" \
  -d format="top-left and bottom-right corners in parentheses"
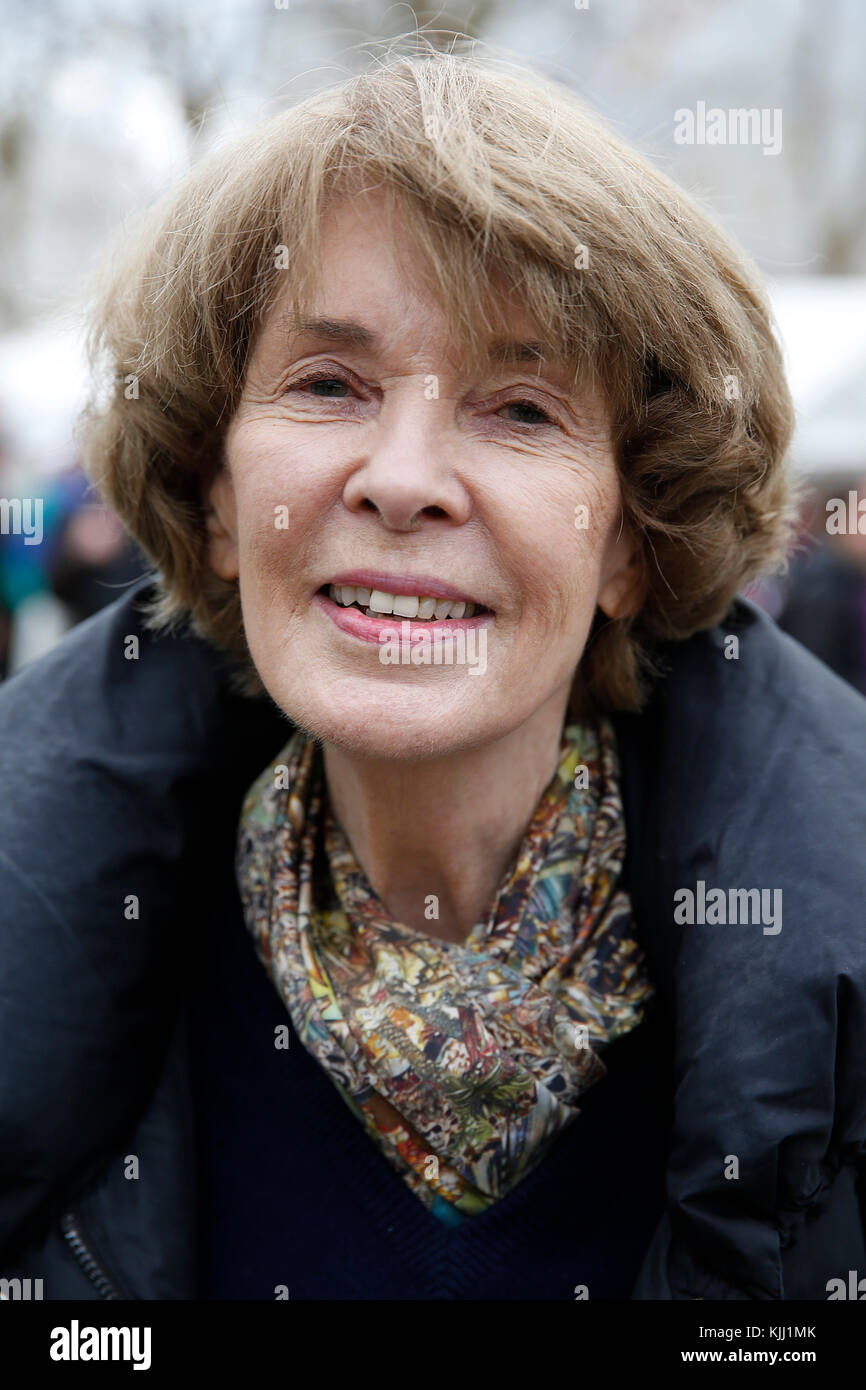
top-left (236, 717), bottom-right (654, 1224)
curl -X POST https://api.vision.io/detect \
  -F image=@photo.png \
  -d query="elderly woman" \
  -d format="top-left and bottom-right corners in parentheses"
top-left (1, 45), bottom-right (865, 1305)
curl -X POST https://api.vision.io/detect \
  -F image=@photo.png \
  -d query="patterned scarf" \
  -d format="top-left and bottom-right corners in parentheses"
top-left (236, 717), bottom-right (654, 1224)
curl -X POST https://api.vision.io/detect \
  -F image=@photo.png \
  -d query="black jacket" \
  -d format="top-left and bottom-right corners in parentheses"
top-left (1, 579), bottom-right (865, 1299)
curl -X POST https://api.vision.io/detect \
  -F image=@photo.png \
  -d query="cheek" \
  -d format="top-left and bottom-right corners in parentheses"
top-left (483, 454), bottom-right (621, 642)
top-left (228, 422), bottom-right (335, 597)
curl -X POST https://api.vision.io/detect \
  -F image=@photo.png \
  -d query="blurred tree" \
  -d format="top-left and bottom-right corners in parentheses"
top-left (1, 0), bottom-right (865, 332)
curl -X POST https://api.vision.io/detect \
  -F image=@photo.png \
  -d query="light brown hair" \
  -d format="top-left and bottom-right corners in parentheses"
top-left (81, 36), bottom-right (798, 710)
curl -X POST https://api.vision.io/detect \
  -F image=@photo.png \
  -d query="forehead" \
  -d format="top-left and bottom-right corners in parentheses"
top-left (260, 184), bottom-right (564, 373)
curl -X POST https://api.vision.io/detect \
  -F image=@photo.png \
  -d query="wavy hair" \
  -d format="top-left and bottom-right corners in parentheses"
top-left (80, 35), bottom-right (798, 710)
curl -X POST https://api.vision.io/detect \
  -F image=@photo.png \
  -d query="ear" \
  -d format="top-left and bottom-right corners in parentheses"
top-left (597, 517), bottom-right (645, 621)
top-left (203, 465), bottom-right (239, 582)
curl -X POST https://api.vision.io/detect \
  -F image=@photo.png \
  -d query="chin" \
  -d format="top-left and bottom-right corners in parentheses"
top-left (260, 667), bottom-right (520, 762)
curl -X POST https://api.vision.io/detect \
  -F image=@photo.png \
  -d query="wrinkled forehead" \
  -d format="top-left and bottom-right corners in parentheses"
top-left (251, 182), bottom-right (597, 396)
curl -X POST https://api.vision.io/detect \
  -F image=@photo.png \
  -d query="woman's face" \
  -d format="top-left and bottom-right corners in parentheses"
top-left (207, 187), bottom-right (642, 760)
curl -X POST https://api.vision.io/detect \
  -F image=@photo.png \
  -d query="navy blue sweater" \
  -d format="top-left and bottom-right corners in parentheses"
top-left (186, 877), bottom-right (673, 1300)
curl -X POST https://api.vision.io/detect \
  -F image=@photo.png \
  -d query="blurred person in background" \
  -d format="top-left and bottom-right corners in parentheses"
top-left (0, 456), bottom-right (144, 678)
top-left (0, 431), bottom-right (68, 678)
top-left (47, 465), bottom-right (145, 626)
top-left (777, 474), bottom-right (866, 697)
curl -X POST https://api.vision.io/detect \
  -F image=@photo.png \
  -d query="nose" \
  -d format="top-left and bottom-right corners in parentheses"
top-left (342, 395), bottom-right (472, 532)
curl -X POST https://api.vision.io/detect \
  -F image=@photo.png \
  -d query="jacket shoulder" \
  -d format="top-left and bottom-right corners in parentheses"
top-left (616, 599), bottom-right (866, 1298)
top-left (0, 580), bottom-right (287, 1259)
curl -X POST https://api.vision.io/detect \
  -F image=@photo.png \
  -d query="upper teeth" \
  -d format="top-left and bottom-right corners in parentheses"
top-left (328, 585), bottom-right (474, 620)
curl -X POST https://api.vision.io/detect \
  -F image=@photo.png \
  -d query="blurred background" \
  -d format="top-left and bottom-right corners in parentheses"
top-left (1, 0), bottom-right (864, 691)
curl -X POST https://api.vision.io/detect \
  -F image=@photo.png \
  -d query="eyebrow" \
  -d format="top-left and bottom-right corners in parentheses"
top-left (488, 339), bottom-right (546, 365)
top-left (293, 317), bottom-right (378, 349)
top-left (291, 317), bottom-right (552, 366)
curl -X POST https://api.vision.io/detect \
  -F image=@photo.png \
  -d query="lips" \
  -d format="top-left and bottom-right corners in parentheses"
top-left (313, 571), bottom-right (493, 647)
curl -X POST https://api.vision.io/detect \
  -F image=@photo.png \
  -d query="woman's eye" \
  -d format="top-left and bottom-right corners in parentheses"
top-left (498, 399), bottom-right (555, 426)
top-left (296, 375), bottom-right (352, 397)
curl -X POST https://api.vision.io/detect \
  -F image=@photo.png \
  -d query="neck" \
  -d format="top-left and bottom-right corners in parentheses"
top-left (322, 691), bottom-right (571, 944)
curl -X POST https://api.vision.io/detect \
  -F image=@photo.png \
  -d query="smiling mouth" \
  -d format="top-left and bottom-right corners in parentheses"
top-left (317, 583), bottom-right (493, 622)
